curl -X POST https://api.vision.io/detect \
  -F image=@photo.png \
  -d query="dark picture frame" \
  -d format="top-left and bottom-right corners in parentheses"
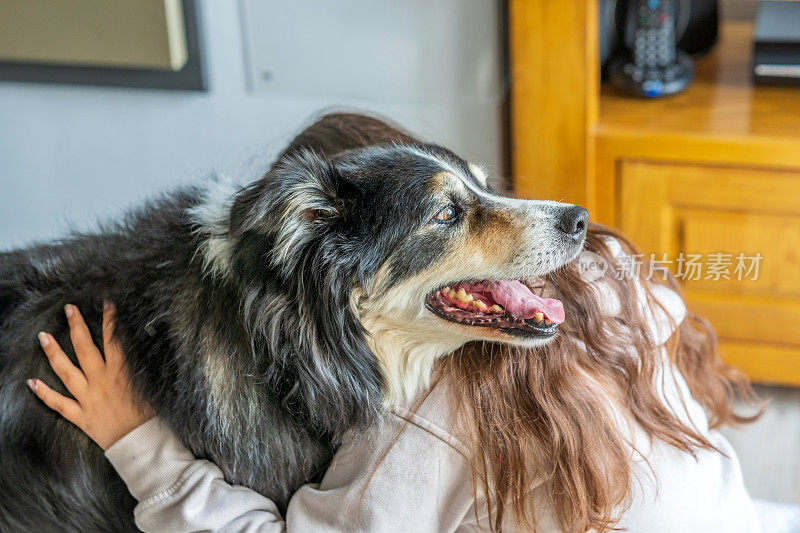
top-left (0, 0), bottom-right (206, 91)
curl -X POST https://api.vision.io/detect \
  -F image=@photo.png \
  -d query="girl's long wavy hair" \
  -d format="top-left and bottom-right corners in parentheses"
top-left (282, 112), bottom-right (760, 533)
top-left (436, 224), bottom-right (760, 532)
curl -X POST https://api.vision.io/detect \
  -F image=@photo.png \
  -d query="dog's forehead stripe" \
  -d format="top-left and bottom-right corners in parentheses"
top-left (403, 145), bottom-right (496, 202)
top-left (403, 145), bottom-right (461, 177)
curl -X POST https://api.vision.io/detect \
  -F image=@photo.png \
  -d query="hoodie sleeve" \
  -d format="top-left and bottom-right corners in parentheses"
top-left (106, 396), bottom-right (477, 533)
top-left (105, 417), bottom-right (286, 532)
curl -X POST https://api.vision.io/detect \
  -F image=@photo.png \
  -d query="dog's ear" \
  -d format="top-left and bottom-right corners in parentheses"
top-left (230, 150), bottom-right (351, 269)
top-left (230, 150), bottom-right (345, 234)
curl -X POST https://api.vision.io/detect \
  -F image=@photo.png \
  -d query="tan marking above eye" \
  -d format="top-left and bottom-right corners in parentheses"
top-left (429, 171), bottom-right (470, 208)
top-left (428, 171), bottom-right (449, 190)
top-left (432, 171), bottom-right (471, 198)
top-left (430, 171), bottom-right (459, 190)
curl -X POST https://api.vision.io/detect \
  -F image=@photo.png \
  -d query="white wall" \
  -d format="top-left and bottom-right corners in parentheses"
top-left (0, 0), bottom-right (503, 249)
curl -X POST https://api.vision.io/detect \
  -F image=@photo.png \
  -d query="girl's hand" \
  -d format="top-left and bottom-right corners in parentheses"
top-left (27, 302), bottom-right (154, 450)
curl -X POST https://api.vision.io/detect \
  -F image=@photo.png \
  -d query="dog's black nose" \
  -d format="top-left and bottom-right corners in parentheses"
top-left (556, 206), bottom-right (589, 242)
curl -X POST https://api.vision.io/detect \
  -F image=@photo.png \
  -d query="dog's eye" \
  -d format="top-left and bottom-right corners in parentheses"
top-left (433, 205), bottom-right (459, 224)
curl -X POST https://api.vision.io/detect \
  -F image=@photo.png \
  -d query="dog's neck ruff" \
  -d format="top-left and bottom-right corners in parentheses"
top-left (188, 178), bottom-right (241, 278)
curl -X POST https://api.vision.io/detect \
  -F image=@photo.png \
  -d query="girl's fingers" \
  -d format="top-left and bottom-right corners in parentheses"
top-left (64, 304), bottom-right (104, 377)
top-left (102, 302), bottom-right (124, 370)
top-left (27, 378), bottom-right (84, 427)
top-left (38, 331), bottom-right (87, 397)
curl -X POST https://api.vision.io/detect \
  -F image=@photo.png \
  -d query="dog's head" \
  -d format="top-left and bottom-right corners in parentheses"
top-left (225, 143), bottom-right (586, 408)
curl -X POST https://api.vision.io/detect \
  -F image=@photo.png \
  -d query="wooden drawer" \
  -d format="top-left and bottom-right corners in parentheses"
top-left (617, 160), bottom-right (800, 386)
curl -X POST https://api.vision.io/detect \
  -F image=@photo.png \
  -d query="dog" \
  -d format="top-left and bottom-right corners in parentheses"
top-left (0, 113), bottom-right (588, 532)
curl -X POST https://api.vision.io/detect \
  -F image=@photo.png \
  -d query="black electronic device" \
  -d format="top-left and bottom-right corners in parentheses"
top-left (608, 0), bottom-right (694, 97)
top-left (600, 0), bottom-right (718, 67)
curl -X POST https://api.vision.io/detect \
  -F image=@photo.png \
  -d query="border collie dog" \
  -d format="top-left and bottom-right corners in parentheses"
top-left (0, 114), bottom-right (588, 531)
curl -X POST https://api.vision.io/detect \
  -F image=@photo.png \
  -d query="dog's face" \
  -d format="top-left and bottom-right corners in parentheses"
top-left (347, 145), bottom-right (586, 349)
top-left (230, 143), bottom-right (585, 346)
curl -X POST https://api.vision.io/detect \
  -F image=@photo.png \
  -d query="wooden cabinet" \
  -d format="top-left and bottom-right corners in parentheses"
top-left (618, 161), bottom-right (800, 383)
top-left (510, 2), bottom-right (800, 385)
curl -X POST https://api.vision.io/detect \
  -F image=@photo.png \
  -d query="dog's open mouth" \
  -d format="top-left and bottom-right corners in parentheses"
top-left (425, 279), bottom-right (565, 338)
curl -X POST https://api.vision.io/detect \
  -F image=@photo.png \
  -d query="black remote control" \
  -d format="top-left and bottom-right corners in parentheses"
top-left (609, 0), bottom-right (693, 97)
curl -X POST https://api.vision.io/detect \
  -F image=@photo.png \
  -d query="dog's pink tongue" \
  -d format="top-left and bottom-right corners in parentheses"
top-left (464, 280), bottom-right (565, 324)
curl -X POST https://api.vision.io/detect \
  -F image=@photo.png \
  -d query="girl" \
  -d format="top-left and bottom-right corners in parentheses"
top-left (27, 225), bottom-right (761, 532)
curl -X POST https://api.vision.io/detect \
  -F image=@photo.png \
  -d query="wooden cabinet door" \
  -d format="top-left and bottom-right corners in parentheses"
top-left (618, 160), bottom-right (800, 385)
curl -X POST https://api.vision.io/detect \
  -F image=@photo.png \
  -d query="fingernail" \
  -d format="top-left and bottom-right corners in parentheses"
top-left (38, 331), bottom-right (49, 347)
top-left (26, 379), bottom-right (37, 392)
top-left (64, 304), bottom-right (74, 318)
top-left (103, 300), bottom-right (110, 312)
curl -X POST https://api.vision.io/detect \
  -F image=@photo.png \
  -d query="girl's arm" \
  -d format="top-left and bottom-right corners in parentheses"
top-left (28, 305), bottom-right (476, 533)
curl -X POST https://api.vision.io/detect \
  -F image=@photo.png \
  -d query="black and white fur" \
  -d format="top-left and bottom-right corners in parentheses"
top-left (0, 114), bottom-right (585, 531)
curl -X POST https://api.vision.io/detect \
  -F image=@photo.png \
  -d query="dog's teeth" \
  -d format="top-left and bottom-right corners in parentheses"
top-left (474, 300), bottom-right (486, 309)
top-left (442, 286), bottom-right (450, 293)
top-left (533, 312), bottom-right (544, 322)
top-left (454, 287), bottom-right (473, 303)
top-left (491, 304), bottom-right (503, 312)
top-left (448, 289), bottom-right (457, 299)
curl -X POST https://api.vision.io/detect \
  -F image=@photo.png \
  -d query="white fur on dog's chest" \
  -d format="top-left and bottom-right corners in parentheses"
top-left (364, 316), bottom-right (463, 408)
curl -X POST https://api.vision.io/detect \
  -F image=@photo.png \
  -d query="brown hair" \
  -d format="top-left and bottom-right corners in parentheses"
top-left (436, 223), bottom-right (760, 532)
top-left (274, 112), bottom-right (417, 165)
